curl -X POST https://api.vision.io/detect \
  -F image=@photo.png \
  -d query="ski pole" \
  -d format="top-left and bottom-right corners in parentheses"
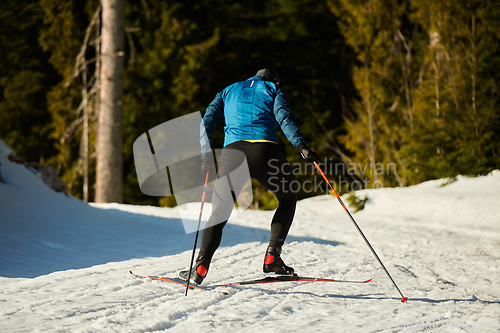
top-left (313, 162), bottom-right (408, 303)
top-left (185, 170), bottom-right (210, 296)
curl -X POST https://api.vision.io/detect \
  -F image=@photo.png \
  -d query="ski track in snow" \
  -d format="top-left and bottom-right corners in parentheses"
top-left (1, 139), bottom-right (500, 332)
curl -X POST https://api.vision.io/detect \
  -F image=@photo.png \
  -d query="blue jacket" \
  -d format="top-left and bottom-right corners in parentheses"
top-left (200, 76), bottom-right (305, 154)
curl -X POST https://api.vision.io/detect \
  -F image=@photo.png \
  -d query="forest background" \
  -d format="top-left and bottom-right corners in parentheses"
top-left (1, 0), bottom-right (499, 208)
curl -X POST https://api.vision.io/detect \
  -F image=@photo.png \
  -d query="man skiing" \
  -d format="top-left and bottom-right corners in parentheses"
top-left (180, 69), bottom-right (321, 284)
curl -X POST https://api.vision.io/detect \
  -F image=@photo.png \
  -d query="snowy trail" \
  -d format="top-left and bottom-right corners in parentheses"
top-left (2, 233), bottom-right (498, 332)
top-left (1, 139), bottom-right (500, 332)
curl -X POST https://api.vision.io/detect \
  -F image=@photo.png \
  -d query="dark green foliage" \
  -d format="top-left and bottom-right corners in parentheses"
top-left (345, 191), bottom-right (368, 213)
top-left (0, 0), bottom-right (59, 162)
top-left (1, 0), bottom-right (498, 206)
top-left (121, 0), bottom-right (221, 205)
top-left (119, 0), bottom-right (353, 205)
top-left (251, 180), bottom-right (279, 211)
top-left (332, 0), bottom-right (500, 187)
top-left (35, 0), bottom-right (99, 199)
top-left (159, 196), bottom-right (178, 208)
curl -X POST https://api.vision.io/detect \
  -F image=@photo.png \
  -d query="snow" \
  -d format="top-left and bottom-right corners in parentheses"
top-left (1, 138), bottom-right (499, 332)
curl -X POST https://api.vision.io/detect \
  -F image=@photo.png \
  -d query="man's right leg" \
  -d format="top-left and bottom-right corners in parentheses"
top-left (181, 146), bottom-right (247, 283)
top-left (179, 219), bottom-right (227, 284)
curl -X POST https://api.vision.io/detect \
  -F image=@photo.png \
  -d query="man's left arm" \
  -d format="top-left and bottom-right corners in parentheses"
top-left (273, 87), bottom-right (321, 164)
top-left (273, 87), bottom-right (305, 148)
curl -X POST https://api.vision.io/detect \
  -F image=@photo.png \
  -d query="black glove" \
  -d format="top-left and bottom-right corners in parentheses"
top-left (201, 153), bottom-right (215, 175)
top-left (297, 143), bottom-right (321, 164)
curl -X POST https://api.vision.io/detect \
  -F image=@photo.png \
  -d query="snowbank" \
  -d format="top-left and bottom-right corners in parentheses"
top-left (0, 139), bottom-right (192, 278)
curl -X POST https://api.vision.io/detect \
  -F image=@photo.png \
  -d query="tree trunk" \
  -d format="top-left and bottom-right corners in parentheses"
top-left (95, 0), bottom-right (124, 203)
top-left (364, 48), bottom-right (378, 184)
top-left (82, 66), bottom-right (89, 202)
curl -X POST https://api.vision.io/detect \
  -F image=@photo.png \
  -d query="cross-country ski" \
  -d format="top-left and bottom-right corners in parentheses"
top-left (130, 270), bottom-right (229, 295)
top-left (212, 274), bottom-right (372, 287)
top-left (131, 270), bottom-right (371, 293)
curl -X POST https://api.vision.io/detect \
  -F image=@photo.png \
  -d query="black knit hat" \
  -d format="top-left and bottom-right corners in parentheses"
top-left (256, 69), bottom-right (280, 83)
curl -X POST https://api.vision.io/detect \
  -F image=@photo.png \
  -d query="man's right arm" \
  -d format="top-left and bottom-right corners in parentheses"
top-left (200, 91), bottom-right (224, 155)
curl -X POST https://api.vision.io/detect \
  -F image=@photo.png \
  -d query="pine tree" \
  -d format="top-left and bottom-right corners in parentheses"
top-left (330, 0), bottom-right (422, 187)
top-left (38, 0), bottom-right (101, 199)
top-left (0, 0), bottom-right (59, 162)
top-left (404, 0), bottom-right (500, 179)
top-left (120, 0), bottom-right (220, 204)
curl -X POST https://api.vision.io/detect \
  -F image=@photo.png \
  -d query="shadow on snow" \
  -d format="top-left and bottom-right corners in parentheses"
top-left (0, 208), bottom-right (342, 278)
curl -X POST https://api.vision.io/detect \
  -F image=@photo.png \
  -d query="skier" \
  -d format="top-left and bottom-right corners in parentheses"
top-left (180, 69), bottom-right (321, 284)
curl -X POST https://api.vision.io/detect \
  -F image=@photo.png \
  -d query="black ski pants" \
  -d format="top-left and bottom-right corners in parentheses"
top-left (199, 141), bottom-right (298, 261)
